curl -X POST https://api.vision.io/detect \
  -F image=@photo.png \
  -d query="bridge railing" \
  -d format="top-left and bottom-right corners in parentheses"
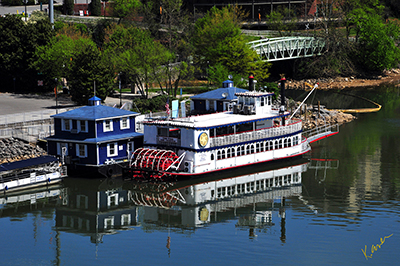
top-left (248, 36), bottom-right (326, 62)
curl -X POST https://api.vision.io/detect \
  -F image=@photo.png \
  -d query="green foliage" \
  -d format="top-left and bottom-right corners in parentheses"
top-left (192, 6), bottom-right (263, 77)
top-left (104, 24), bottom-right (172, 98)
top-left (33, 35), bottom-right (114, 104)
top-left (356, 14), bottom-right (400, 71)
top-left (63, 0), bottom-right (74, 15)
top-left (265, 9), bottom-right (297, 36)
top-left (92, 19), bottom-right (113, 48)
top-left (68, 39), bottom-right (114, 104)
top-left (0, 15), bottom-right (54, 92)
top-left (89, 0), bottom-right (102, 16)
top-left (111, 0), bottom-right (141, 22)
top-left (132, 94), bottom-right (177, 113)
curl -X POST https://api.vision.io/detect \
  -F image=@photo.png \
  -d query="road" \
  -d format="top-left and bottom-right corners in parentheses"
top-left (0, 1), bottom-right (90, 16)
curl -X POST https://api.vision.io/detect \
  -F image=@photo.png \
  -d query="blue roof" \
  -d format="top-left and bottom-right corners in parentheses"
top-left (89, 96), bottom-right (102, 101)
top-left (0, 156), bottom-right (58, 172)
top-left (190, 87), bottom-right (248, 101)
top-left (52, 105), bottom-right (139, 120)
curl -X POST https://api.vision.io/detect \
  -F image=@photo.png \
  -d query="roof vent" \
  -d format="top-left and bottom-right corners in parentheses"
top-left (222, 92), bottom-right (228, 98)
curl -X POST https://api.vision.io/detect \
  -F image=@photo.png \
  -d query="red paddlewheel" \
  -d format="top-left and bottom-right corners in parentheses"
top-left (132, 148), bottom-right (179, 172)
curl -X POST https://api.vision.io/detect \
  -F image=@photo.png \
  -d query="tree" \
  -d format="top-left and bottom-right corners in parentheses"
top-left (89, 0), bottom-right (102, 16)
top-left (63, 0), bottom-right (74, 15)
top-left (68, 39), bottom-right (114, 104)
top-left (33, 33), bottom-right (115, 104)
top-left (356, 14), bottom-right (400, 71)
top-left (140, 0), bottom-right (195, 97)
top-left (265, 9), bottom-right (297, 37)
top-left (104, 24), bottom-right (171, 98)
top-left (192, 6), bottom-right (270, 83)
top-left (0, 15), bottom-right (54, 92)
top-left (111, 0), bottom-right (141, 23)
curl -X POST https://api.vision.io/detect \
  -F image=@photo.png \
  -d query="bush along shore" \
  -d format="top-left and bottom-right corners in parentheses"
top-left (0, 138), bottom-right (47, 164)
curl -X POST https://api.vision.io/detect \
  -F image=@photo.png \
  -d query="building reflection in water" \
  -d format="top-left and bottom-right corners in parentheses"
top-left (55, 159), bottom-right (312, 245)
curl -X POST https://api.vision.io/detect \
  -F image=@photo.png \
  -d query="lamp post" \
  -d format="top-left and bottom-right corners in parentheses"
top-left (119, 73), bottom-right (122, 107)
top-left (55, 78), bottom-right (58, 114)
top-left (23, 0), bottom-right (27, 21)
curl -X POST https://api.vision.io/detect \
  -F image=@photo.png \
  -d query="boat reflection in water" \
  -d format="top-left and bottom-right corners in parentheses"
top-left (56, 158), bottom-right (313, 244)
top-left (0, 184), bottom-right (63, 218)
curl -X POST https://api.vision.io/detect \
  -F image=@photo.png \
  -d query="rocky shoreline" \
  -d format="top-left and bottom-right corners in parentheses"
top-left (286, 68), bottom-right (400, 90)
top-left (0, 138), bottom-right (47, 164)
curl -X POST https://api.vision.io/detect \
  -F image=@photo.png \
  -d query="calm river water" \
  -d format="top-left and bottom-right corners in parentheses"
top-left (1, 85), bottom-right (399, 265)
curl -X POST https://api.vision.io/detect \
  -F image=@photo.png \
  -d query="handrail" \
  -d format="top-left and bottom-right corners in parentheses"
top-left (210, 122), bottom-right (302, 147)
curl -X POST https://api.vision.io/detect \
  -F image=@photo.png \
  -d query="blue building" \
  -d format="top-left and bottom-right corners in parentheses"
top-left (190, 80), bottom-right (248, 114)
top-left (46, 97), bottom-right (143, 177)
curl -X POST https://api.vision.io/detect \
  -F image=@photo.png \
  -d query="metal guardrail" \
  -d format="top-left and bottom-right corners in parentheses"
top-left (210, 121), bottom-right (302, 147)
top-left (302, 123), bottom-right (339, 142)
top-left (248, 36), bottom-right (326, 62)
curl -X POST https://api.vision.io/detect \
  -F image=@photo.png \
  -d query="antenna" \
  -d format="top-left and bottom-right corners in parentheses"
top-left (94, 80), bottom-right (96, 96)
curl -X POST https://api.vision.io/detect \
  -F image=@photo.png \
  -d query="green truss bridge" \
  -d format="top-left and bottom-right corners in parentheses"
top-left (248, 36), bottom-right (326, 62)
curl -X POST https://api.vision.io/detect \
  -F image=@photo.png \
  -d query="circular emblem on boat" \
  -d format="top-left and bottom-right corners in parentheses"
top-left (198, 132), bottom-right (208, 147)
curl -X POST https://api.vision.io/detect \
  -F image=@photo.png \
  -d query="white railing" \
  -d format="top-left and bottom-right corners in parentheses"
top-left (209, 121), bottom-right (302, 147)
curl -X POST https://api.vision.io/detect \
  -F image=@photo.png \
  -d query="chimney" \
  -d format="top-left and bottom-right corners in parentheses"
top-left (249, 74), bottom-right (254, 91)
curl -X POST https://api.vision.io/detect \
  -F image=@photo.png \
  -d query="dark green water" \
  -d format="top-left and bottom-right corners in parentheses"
top-left (1, 85), bottom-right (399, 265)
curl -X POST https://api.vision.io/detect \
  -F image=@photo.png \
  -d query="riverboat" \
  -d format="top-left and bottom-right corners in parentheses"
top-left (0, 155), bottom-right (66, 192)
top-left (123, 76), bottom-right (336, 181)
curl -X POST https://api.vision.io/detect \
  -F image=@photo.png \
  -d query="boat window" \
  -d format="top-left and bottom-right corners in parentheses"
top-left (260, 142), bottom-right (265, 152)
top-left (246, 145), bottom-right (250, 154)
top-left (169, 128), bottom-right (181, 139)
top-left (284, 138), bottom-right (288, 148)
top-left (279, 139), bottom-right (283, 149)
top-left (236, 122), bottom-right (252, 134)
top-left (241, 146), bottom-right (245, 156)
top-left (237, 147), bottom-right (241, 157)
top-left (260, 97), bottom-right (265, 106)
top-left (231, 147), bottom-right (236, 157)
top-left (256, 143), bottom-right (260, 153)
top-left (227, 148), bottom-right (231, 158)
top-left (274, 140), bottom-right (279, 150)
top-left (157, 127), bottom-right (168, 136)
top-left (222, 150), bottom-right (226, 159)
top-left (211, 153), bottom-right (214, 160)
top-left (251, 145), bottom-right (254, 154)
top-left (288, 138), bottom-right (292, 147)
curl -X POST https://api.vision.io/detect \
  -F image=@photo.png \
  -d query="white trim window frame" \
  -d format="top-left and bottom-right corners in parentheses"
top-left (62, 119), bottom-right (72, 131)
top-left (120, 117), bottom-right (130, 130)
top-left (76, 144), bottom-right (87, 158)
top-left (78, 120), bottom-right (88, 133)
top-left (103, 119), bottom-right (113, 132)
top-left (107, 142), bottom-right (118, 157)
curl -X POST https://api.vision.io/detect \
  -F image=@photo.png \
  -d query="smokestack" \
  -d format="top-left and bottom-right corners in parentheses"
top-left (249, 74), bottom-right (254, 91)
top-left (280, 77), bottom-right (286, 126)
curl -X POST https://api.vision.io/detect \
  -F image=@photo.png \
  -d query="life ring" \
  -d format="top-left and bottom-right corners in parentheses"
top-left (107, 168), bottom-right (113, 178)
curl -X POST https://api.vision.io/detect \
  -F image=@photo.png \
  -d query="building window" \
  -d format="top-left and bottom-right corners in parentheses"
top-left (62, 119), bottom-right (71, 131)
top-left (103, 119), bottom-right (113, 132)
top-left (76, 144), bottom-right (87, 158)
top-left (120, 117), bottom-right (130, 130)
top-left (121, 214), bottom-right (131, 226)
top-left (107, 142), bottom-right (118, 157)
top-left (78, 120), bottom-right (88, 132)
